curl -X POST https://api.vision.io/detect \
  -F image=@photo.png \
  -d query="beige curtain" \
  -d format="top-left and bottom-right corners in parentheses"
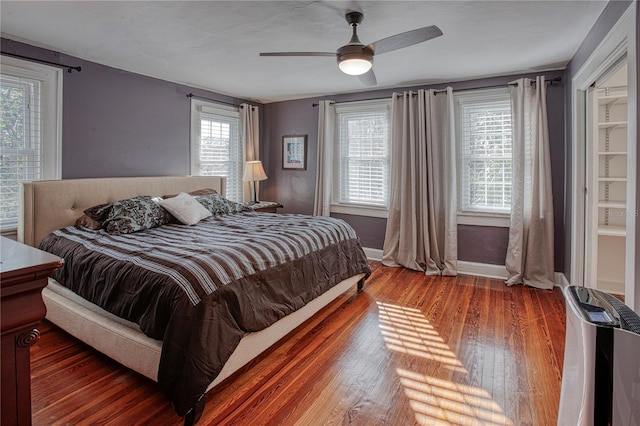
top-left (313, 100), bottom-right (335, 216)
top-left (240, 103), bottom-right (259, 202)
top-left (382, 88), bottom-right (457, 276)
top-left (505, 76), bottom-right (555, 289)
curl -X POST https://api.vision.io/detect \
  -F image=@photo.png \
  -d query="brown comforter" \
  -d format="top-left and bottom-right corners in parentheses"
top-left (39, 212), bottom-right (371, 416)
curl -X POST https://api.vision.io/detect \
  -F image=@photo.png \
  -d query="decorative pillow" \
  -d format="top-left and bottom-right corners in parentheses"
top-left (102, 195), bottom-right (173, 235)
top-left (75, 214), bottom-right (104, 230)
top-left (195, 193), bottom-right (249, 216)
top-left (158, 192), bottom-right (212, 225)
top-left (162, 188), bottom-right (218, 199)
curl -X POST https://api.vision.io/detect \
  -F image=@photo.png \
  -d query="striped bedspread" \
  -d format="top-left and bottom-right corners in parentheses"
top-left (39, 211), bottom-right (370, 417)
top-left (48, 212), bottom-right (359, 305)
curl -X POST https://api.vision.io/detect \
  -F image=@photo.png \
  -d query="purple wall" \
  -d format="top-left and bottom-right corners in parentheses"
top-left (263, 71), bottom-right (566, 268)
top-left (261, 98), bottom-right (319, 214)
top-left (6, 0), bottom-right (633, 275)
top-left (457, 225), bottom-right (510, 265)
top-left (563, 0), bottom-right (634, 280)
top-left (1, 38), bottom-right (253, 179)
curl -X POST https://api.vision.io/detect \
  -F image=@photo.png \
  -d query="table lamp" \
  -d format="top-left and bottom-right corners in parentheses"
top-left (243, 160), bottom-right (267, 204)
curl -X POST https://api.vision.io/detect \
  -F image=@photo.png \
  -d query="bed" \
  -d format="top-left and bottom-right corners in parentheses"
top-left (19, 176), bottom-right (370, 424)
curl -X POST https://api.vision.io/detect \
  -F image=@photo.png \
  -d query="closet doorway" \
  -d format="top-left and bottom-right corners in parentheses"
top-left (570, 3), bottom-right (637, 311)
top-left (585, 61), bottom-right (630, 297)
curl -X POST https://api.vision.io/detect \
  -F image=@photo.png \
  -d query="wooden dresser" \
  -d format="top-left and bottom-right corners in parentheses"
top-left (1, 237), bottom-right (63, 426)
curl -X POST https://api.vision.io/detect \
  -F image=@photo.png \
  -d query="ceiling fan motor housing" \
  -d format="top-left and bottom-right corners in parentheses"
top-left (337, 44), bottom-right (374, 63)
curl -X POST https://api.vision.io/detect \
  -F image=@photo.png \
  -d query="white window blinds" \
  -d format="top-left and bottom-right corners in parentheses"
top-left (336, 105), bottom-right (390, 208)
top-left (1, 57), bottom-right (61, 231)
top-left (1, 76), bottom-right (41, 229)
top-left (457, 90), bottom-right (512, 214)
top-left (191, 102), bottom-right (243, 202)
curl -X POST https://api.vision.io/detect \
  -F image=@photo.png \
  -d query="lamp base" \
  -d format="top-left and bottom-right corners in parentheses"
top-left (250, 181), bottom-right (259, 204)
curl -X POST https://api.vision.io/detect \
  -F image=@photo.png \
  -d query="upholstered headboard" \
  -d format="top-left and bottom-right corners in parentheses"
top-left (19, 176), bottom-right (226, 247)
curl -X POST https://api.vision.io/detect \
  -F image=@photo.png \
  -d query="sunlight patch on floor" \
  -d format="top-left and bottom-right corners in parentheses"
top-left (378, 305), bottom-right (466, 371)
top-left (377, 302), bottom-right (513, 426)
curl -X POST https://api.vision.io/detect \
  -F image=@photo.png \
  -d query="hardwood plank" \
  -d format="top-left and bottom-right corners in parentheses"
top-left (30, 262), bottom-right (566, 425)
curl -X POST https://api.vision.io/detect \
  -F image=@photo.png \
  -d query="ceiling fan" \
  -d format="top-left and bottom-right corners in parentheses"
top-left (259, 11), bottom-right (443, 87)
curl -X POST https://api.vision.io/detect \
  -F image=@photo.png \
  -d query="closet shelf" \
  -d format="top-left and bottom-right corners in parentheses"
top-left (598, 177), bottom-right (627, 182)
top-left (598, 151), bottom-right (627, 156)
top-left (597, 225), bottom-right (627, 237)
top-left (598, 201), bottom-right (627, 209)
top-left (598, 94), bottom-right (628, 106)
top-left (598, 121), bottom-right (627, 129)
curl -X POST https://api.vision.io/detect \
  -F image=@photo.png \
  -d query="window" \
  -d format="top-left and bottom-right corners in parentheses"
top-left (455, 89), bottom-right (512, 218)
top-left (333, 100), bottom-right (391, 216)
top-left (190, 100), bottom-right (243, 202)
top-left (0, 56), bottom-right (61, 231)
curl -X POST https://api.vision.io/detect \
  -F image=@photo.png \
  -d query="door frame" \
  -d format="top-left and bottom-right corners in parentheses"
top-left (570, 3), bottom-right (637, 309)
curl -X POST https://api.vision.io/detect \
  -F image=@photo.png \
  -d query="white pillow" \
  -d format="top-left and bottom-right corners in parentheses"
top-left (158, 192), bottom-right (212, 225)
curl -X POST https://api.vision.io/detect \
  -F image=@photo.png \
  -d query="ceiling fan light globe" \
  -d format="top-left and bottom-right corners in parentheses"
top-left (339, 58), bottom-right (372, 75)
top-left (338, 48), bottom-right (373, 75)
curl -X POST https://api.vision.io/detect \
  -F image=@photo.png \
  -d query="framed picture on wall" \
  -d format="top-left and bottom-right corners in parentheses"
top-left (282, 135), bottom-right (307, 170)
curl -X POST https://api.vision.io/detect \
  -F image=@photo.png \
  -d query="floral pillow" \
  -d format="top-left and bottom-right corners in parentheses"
top-left (102, 195), bottom-right (173, 235)
top-left (195, 193), bottom-right (249, 216)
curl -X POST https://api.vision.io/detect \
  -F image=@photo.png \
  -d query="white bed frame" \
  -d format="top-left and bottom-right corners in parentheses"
top-left (20, 176), bottom-right (365, 392)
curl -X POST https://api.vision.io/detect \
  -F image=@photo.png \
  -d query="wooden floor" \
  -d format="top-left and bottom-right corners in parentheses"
top-left (30, 261), bottom-right (566, 425)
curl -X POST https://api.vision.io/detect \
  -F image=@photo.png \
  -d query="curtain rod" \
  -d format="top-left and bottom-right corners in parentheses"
top-left (1, 51), bottom-right (81, 73)
top-left (312, 76), bottom-right (562, 106)
top-left (186, 93), bottom-right (257, 109)
top-left (432, 75), bottom-right (562, 94)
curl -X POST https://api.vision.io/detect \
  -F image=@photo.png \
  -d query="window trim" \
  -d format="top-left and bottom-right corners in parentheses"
top-left (0, 55), bottom-right (62, 233)
top-left (330, 202), bottom-right (389, 218)
top-left (454, 87), bottom-right (512, 227)
top-left (457, 211), bottom-right (511, 227)
top-left (189, 99), bottom-right (242, 201)
top-left (331, 98), bottom-right (392, 218)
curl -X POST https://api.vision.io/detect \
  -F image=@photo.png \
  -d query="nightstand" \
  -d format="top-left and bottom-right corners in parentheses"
top-left (1, 237), bottom-right (63, 426)
top-left (246, 201), bottom-right (283, 213)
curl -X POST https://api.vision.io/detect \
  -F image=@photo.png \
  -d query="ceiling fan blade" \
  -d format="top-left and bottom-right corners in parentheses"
top-left (259, 52), bottom-right (336, 57)
top-left (367, 25), bottom-right (443, 56)
top-left (357, 69), bottom-right (377, 87)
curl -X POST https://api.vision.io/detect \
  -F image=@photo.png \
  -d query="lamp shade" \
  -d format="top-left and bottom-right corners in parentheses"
top-left (243, 160), bottom-right (267, 182)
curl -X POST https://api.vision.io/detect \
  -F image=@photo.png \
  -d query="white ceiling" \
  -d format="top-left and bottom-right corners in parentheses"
top-left (1, 1), bottom-right (608, 103)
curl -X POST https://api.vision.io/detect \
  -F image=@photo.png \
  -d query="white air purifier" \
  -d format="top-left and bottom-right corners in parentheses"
top-left (558, 285), bottom-right (640, 425)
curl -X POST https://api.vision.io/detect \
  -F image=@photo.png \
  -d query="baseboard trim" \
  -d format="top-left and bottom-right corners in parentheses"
top-left (363, 247), bottom-right (383, 261)
top-left (459, 262), bottom-right (567, 287)
top-left (364, 250), bottom-right (567, 288)
top-left (458, 261), bottom-right (508, 280)
top-left (556, 272), bottom-right (570, 289)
